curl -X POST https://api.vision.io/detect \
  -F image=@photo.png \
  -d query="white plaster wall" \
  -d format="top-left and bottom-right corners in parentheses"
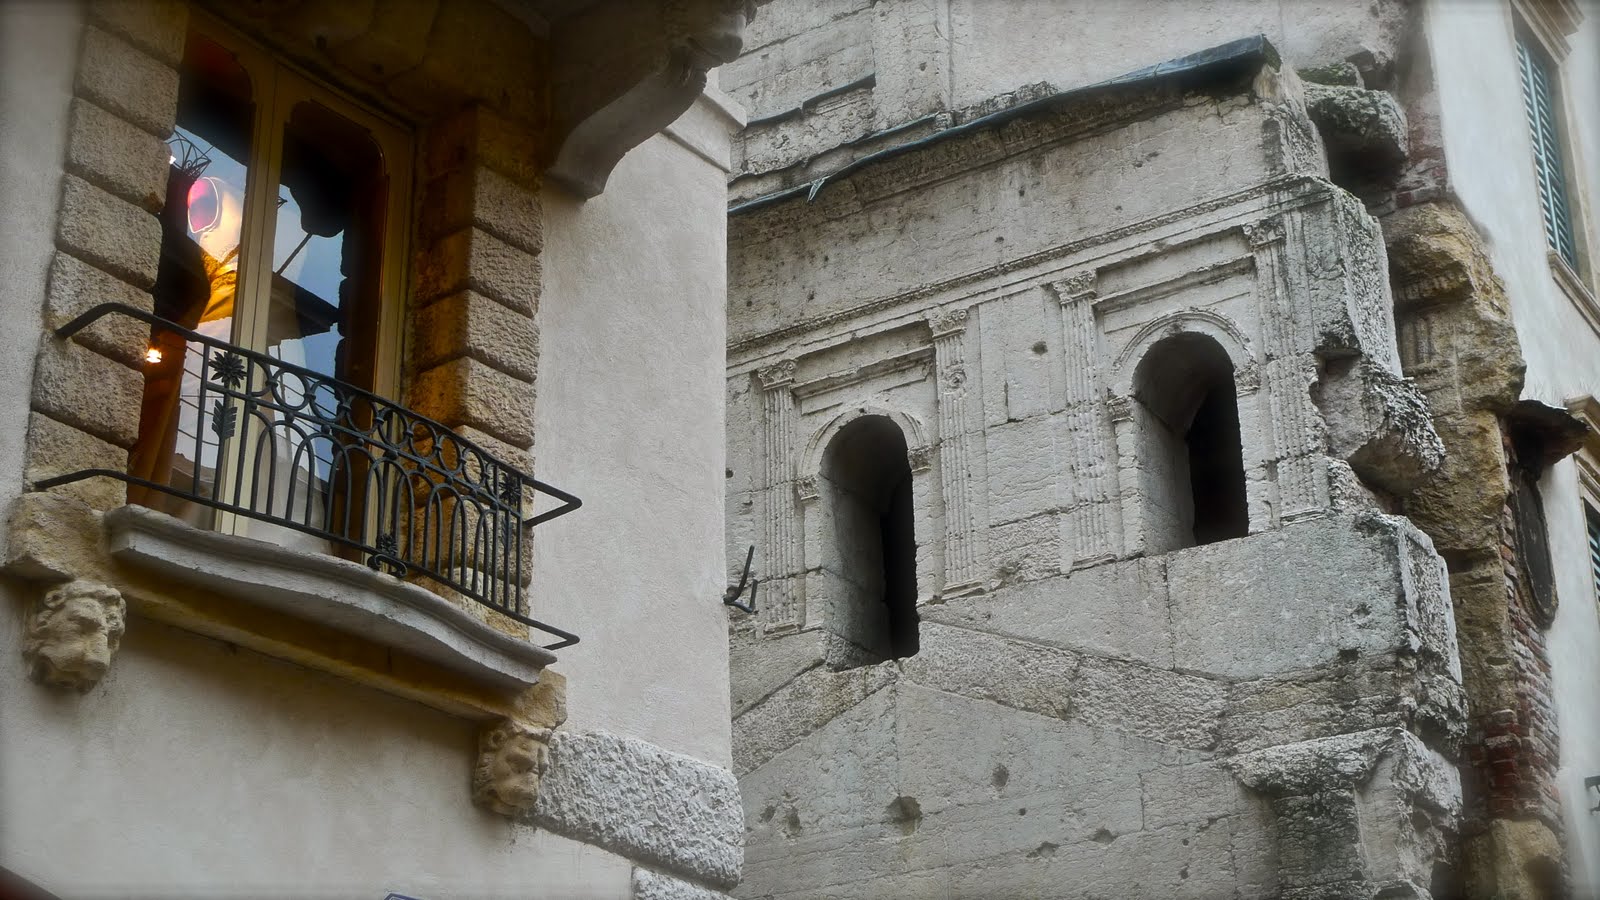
top-left (1425, 0), bottom-right (1600, 891)
top-left (535, 92), bottom-right (741, 768)
top-left (0, 600), bottom-right (636, 899)
top-left (0, 0), bottom-right (80, 560)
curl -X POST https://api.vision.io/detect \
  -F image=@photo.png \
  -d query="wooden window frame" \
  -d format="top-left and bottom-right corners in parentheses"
top-left (169, 14), bottom-right (414, 541)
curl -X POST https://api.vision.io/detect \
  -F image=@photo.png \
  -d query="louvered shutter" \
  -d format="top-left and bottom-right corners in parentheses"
top-left (1586, 502), bottom-right (1600, 603)
top-left (1517, 37), bottom-right (1579, 268)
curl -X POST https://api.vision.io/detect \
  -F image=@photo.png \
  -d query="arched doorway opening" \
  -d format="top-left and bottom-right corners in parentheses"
top-left (818, 415), bottom-right (918, 669)
top-left (1132, 332), bottom-right (1249, 552)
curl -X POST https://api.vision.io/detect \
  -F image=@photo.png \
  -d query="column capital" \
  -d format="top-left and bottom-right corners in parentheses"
top-left (1050, 270), bottom-right (1098, 305)
top-left (756, 359), bottom-right (797, 390)
top-left (1242, 216), bottom-right (1286, 248)
top-left (927, 306), bottom-right (970, 339)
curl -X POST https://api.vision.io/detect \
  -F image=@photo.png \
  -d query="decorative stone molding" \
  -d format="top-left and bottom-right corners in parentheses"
top-left (1234, 361), bottom-right (1263, 394)
top-left (472, 719), bottom-right (553, 819)
top-left (22, 579), bottom-right (125, 693)
top-left (793, 475), bottom-right (819, 503)
top-left (926, 305), bottom-right (970, 338)
top-left (534, 730), bottom-right (744, 889)
top-left (1241, 215), bottom-right (1286, 248)
top-left (755, 359), bottom-right (797, 389)
top-left (906, 445), bottom-right (933, 474)
top-left (1105, 392), bottom-right (1134, 422)
top-left (1050, 270), bottom-right (1098, 304)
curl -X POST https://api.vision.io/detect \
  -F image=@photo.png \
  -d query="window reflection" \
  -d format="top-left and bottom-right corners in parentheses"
top-left (130, 33), bottom-right (253, 524)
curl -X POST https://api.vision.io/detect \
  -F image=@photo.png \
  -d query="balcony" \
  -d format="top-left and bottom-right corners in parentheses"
top-left (40, 303), bottom-right (581, 657)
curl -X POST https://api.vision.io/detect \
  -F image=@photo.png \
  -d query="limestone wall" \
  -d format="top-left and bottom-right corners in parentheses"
top-left (726, 58), bottom-right (1462, 898)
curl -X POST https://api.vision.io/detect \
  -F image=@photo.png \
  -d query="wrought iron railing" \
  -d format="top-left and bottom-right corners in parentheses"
top-left (38, 303), bottom-right (582, 649)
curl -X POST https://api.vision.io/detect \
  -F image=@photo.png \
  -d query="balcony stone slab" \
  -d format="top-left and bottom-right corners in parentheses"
top-left (103, 504), bottom-right (555, 693)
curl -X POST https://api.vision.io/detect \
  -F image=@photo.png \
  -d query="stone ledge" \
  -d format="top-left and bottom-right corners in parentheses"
top-left (535, 730), bottom-right (744, 889)
top-left (633, 868), bottom-right (734, 900)
top-left (103, 505), bottom-right (555, 692)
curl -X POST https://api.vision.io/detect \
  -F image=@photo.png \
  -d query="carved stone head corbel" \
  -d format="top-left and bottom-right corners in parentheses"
top-left (473, 719), bottom-right (553, 819)
top-left (22, 579), bottom-right (126, 693)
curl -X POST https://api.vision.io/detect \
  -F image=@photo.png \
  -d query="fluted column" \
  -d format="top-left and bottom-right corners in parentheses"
top-left (757, 360), bottom-right (800, 625)
top-left (1245, 216), bottom-right (1324, 522)
top-left (1051, 271), bottom-right (1120, 566)
top-left (928, 308), bottom-right (982, 591)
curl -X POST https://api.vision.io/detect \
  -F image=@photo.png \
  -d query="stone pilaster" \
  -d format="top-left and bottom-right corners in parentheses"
top-left (928, 308), bottom-right (982, 591)
top-left (1245, 215), bottom-right (1325, 521)
top-left (756, 360), bottom-right (800, 626)
top-left (1051, 272), bottom-right (1120, 567)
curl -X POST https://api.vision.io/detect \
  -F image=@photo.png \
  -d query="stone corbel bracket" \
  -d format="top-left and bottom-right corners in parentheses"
top-left (548, 0), bottom-right (755, 198)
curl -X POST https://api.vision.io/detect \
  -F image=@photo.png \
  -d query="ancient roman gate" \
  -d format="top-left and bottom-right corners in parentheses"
top-left (724, 44), bottom-right (1465, 899)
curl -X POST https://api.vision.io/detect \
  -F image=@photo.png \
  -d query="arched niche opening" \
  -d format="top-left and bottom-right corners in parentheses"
top-left (1132, 332), bottom-right (1249, 553)
top-left (817, 415), bottom-right (918, 670)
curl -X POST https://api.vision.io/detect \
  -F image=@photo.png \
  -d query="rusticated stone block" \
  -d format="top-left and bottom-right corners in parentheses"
top-left (632, 868), bottom-right (733, 900)
top-left (45, 251), bottom-right (154, 368)
top-left (1315, 356), bottom-right (1444, 494)
top-left (415, 227), bottom-right (540, 315)
top-left (424, 104), bottom-right (544, 189)
top-left (419, 166), bottom-right (544, 256)
top-left (407, 356), bottom-right (535, 449)
top-left (75, 26), bottom-right (180, 138)
top-left (56, 176), bottom-right (161, 290)
top-left (535, 730), bottom-right (744, 889)
top-left (410, 289), bottom-right (538, 382)
top-left (1303, 83), bottom-right (1408, 171)
top-left (452, 424), bottom-right (533, 472)
top-left (65, 98), bottom-right (171, 213)
top-left (31, 336), bottom-right (143, 448)
top-left (327, 0), bottom-right (439, 82)
top-left (24, 412), bottom-right (129, 511)
top-left (4, 491), bottom-right (101, 582)
top-left (87, 0), bottom-right (187, 66)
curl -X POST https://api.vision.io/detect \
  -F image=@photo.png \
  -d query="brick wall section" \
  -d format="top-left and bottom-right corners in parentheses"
top-left (1471, 466), bottom-right (1562, 829)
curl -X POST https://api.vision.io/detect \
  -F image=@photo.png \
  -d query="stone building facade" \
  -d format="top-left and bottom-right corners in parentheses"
top-left (0, 0), bottom-right (753, 897)
top-left (723, 1), bottom-right (1600, 898)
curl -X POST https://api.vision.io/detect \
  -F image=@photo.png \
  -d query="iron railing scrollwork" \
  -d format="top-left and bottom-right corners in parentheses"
top-left (37, 303), bottom-right (582, 649)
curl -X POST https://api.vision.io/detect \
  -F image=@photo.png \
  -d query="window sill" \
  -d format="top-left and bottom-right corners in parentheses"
top-left (104, 505), bottom-right (556, 693)
top-left (1549, 250), bottom-right (1600, 337)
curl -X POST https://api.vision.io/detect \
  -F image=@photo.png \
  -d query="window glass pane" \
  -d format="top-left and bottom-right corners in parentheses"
top-left (248, 100), bottom-right (390, 549)
top-left (129, 33), bottom-right (255, 523)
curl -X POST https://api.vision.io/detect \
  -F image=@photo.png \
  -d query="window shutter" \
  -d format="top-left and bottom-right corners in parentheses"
top-left (1517, 37), bottom-right (1579, 269)
top-left (1586, 502), bottom-right (1600, 603)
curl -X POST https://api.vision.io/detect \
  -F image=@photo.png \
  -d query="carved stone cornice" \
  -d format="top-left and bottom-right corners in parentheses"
top-left (755, 359), bottom-right (797, 390)
top-left (927, 306), bottom-right (970, 339)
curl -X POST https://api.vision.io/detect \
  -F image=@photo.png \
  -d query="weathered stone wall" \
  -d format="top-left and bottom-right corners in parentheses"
top-left (727, 54), bottom-right (1463, 898)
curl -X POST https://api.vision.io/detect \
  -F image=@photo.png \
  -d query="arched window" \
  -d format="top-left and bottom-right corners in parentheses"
top-left (1132, 333), bottom-right (1249, 553)
top-left (817, 416), bottom-right (918, 669)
